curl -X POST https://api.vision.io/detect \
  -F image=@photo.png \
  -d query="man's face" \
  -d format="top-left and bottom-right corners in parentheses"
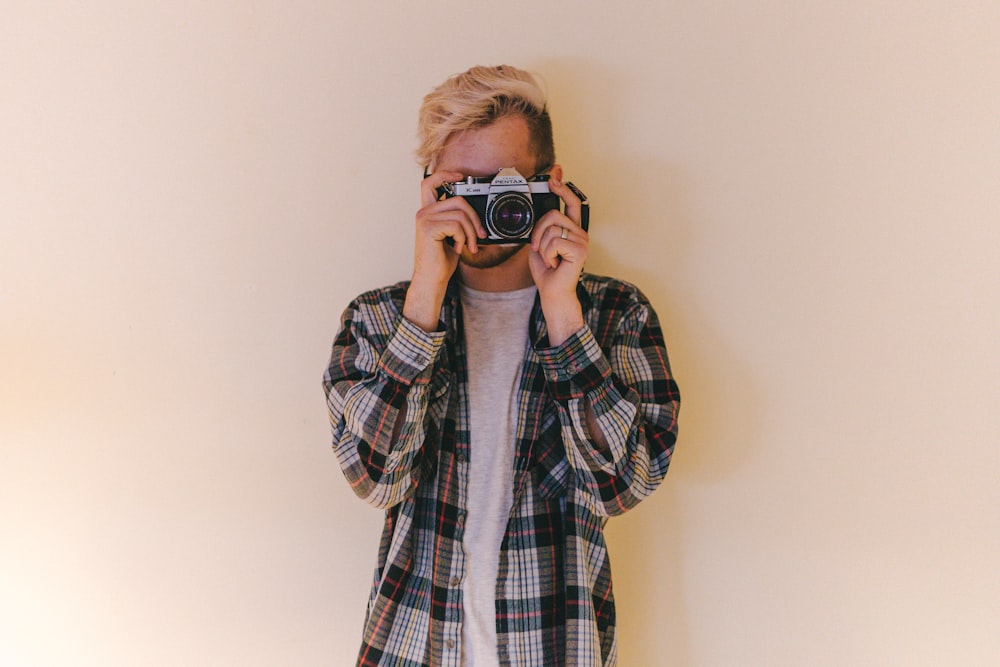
top-left (433, 114), bottom-right (538, 270)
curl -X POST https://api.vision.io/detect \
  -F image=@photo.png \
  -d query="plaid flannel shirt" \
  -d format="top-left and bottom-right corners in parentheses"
top-left (323, 273), bottom-right (680, 666)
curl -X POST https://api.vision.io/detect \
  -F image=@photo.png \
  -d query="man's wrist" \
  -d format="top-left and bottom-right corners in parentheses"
top-left (403, 277), bottom-right (449, 333)
top-left (540, 294), bottom-right (584, 346)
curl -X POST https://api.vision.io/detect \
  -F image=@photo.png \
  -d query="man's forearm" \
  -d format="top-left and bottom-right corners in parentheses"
top-left (403, 279), bottom-right (447, 333)
top-left (540, 293), bottom-right (585, 347)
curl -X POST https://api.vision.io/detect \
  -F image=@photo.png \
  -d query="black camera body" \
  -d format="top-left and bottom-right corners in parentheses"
top-left (439, 168), bottom-right (563, 244)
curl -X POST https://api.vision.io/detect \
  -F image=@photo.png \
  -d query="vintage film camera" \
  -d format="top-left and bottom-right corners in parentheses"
top-left (438, 167), bottom-right (589, 244)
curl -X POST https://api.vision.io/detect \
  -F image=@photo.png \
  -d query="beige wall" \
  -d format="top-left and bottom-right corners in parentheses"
top-left (2, 2), bottom-right (997, 665)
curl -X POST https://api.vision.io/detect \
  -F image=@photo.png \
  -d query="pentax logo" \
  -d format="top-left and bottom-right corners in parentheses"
top-left (492, 176), bottom-right (524, 185)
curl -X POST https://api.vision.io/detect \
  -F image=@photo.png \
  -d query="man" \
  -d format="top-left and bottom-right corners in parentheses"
top-left (324, 65), bottom-right (680, 667)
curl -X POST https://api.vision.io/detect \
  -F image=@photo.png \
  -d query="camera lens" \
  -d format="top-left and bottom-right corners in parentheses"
top-left (487, 193), bottom-right (533, 239)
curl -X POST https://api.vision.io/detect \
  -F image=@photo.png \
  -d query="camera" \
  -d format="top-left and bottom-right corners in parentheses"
top-left (439, 168), bottom-right (573, 244)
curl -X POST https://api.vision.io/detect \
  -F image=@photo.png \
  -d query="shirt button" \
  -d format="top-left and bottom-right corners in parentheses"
top-left (446, 639), bottom-right (456, 649)
top-left (567, 363), bottom-right (578, 374)
top-left (450, 576), bottom-right (461, 586)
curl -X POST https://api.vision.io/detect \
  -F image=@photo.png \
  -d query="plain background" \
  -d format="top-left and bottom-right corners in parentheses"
top-left (2, 2), bottom-right (998, 665)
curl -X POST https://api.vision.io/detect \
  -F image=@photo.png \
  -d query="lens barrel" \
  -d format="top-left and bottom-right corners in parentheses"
top-left (486, 192), bottom-right (534, 239)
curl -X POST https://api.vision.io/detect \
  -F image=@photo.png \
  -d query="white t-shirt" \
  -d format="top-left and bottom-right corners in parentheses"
top-left (458, 284), bottom-right (537, 667)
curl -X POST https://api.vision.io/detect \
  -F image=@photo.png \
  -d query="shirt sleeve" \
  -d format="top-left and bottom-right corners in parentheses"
top-left (323, 297), bottom-right (447, 509)
top-left (536, 296), bottom-right (680, 517)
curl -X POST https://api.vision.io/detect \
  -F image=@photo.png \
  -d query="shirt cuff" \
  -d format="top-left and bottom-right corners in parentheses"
top-left (536, 324), bottom-right (612, 400)
top-left (377, 316), bottom-right (447, 386)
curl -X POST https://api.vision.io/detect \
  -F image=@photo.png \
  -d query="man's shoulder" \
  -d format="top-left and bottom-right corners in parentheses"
top-left (340, 280), bottom-right (413, 328)
top-left (348, 280), bottom-right (412, 307)
top-left (579, 272), bottom-right (652, 312)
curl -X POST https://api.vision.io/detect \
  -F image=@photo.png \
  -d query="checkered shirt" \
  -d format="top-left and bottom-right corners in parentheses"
top-left (323, 273), bottom-right (680, 666)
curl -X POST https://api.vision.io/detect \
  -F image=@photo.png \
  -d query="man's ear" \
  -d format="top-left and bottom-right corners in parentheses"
top-left (548, 164), bottom-right (564, 182)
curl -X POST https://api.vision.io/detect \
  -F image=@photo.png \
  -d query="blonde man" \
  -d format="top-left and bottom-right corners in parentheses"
top-left (324, 65), bottom-right (680, 667)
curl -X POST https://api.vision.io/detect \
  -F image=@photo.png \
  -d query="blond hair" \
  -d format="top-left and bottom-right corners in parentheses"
top-left (416, 65), bottom-right (555, 172)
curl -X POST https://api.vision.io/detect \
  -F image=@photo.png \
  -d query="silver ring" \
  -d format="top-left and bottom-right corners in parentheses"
top-left (560, 227), bottom-right (569, 240)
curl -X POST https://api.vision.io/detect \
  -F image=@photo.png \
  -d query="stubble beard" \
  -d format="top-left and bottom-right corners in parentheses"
top-left (459, 244), bottom-right (524, 270)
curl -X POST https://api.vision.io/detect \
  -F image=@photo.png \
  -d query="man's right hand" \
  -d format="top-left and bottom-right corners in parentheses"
top-left (402, 171), bottom-right (486, 332)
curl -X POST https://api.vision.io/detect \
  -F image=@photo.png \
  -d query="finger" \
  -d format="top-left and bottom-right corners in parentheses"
top-left (420, 170), bottom-right (465, 207)
top-left (531, 210), bottom-right (580, 251)
top-left (432, 221), bottom-right (467, 256)
top-left (420, 184), bottom-right (487, 241)
top-left (451, 202), bottom-right (486, 251)
top-left (542, 237), bottom-right (574, 270)
top-left (533, 230), bottom-right (564, 269)
top-left (422, 213), bottom-right (475, 255)
top-left (419, 199), bottom-right (486, 251)
top-left (547, 175), bottom-right (583, 226)
top-left (537, 222), bottom-right (589, 270)
top-left (449, 196), bottom-right (488, 242)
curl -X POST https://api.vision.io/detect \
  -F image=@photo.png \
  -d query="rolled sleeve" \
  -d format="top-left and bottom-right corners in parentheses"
top-left (378, 315), bottom-right (447, 386)
top-left (533, 284), bottom-right (679, 517)
top-left (324, 289), bottom-right (450, 509)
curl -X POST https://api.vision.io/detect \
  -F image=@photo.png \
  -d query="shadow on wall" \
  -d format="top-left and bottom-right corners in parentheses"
top-left (537, 57), bottom-right (763, 664)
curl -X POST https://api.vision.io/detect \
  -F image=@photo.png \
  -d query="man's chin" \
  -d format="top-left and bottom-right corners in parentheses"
top-left (459, 244), bottom-right (524, 269)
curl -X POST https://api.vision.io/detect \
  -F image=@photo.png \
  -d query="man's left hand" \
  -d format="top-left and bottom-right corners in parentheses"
top-left (529, 175), bottom-right (588, 346)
